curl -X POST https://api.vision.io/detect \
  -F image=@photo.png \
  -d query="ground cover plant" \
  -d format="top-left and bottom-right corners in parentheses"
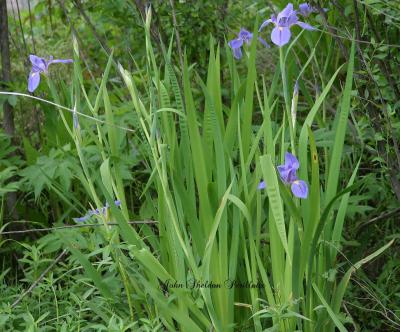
top-left (1, 1), bottom-right (400, 331)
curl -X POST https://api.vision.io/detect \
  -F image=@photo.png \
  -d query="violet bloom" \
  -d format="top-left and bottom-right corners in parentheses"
top-left (28, 55), bottom-right (73, 93)
top-left (259, 3), bottom-right (315, 47)
top-left (73, 200), bottom-right (122, 222)
top-left (298, 3), bottom-right (318, 17)
top-left (298, 3), bottom-right (328, 17)
top-left (228, 28), bottom-right (269, 60)
top-left (258, 152), bottom-right (308, 199)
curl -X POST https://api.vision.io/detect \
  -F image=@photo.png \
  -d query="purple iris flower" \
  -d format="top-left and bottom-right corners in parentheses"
top-left (73, 200), bottom-right (122, 222)
top-left (258, 152), bottom-right (308, 199)
top-left (28, 55), bottom-right (73, 93)
top-left (228, 28), bottom-right (269, 59)
top-left (298, 3), bottom-right (328, 17)
top-left (298, 3), bottom-right (318, 17)
top-left (259, 3), bottom-right (315, 47)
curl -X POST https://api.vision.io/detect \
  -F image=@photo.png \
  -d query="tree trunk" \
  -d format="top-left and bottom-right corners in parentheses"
top-left (1, 0), bottom-right (19, 221)
top-left (0, 0), bottom-right (14, 136)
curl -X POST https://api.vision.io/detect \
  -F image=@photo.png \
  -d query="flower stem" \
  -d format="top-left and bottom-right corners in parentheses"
top-left (279, 47), bottom-right (295, 154)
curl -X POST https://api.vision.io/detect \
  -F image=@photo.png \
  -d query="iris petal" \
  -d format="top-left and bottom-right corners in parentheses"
top-left (296, 21), bottom-right (315, 30)
top-left (277, 3), bottom-right (295, 23)
top-left (228, 38), bottom-right (244, 59)
top-left (229, 38), bottom-right (243, 49)
top-left (284, 152), bottom-right (300, 170)
top-left (291, 180), bottom-right (308, 199)
top-left (73, 215), bottom-right (90, 222)
top-left (232, 46), bottom-right (243, 59)
top-left (271, 27), bottom-right (291, 46)
top-left (277, 165), bottom-right (292, 184)
top-left (258, 37), bottom-right (270, 48)
top-left (298, 3), bottom-right (312, 17)
top-left (28, 71), bottom-right (41, 93)
top-left (259, 19), bottom-right (273, 32)
top-left (29, 55), bottom-right (46, 72)
top-left (238, 29), bottom-right (253, 44)
top-left (287, 169), bottom-right (298, 183)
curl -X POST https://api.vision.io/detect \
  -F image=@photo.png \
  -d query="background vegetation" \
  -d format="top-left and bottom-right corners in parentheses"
top-left (1, 0), bottom-right (400, 331)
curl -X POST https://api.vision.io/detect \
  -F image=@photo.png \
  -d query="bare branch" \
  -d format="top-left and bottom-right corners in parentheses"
top-left (11, 249), bottom-right (68, 308)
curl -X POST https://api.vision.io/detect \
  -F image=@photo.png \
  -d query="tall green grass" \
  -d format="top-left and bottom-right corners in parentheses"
top-left (3, 10), bottom-right (394, 332)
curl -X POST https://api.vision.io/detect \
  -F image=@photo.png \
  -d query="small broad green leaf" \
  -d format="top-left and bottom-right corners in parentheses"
top-left (7, 95), bottom-right (17, 107)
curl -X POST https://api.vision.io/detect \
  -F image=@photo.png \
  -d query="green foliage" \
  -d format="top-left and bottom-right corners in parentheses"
top-left (20, 145), bottom-right (77, 200)
top-left (1, 1), bottom-right (400, 331)
top-left (0, 134), bottom-right (21, 198)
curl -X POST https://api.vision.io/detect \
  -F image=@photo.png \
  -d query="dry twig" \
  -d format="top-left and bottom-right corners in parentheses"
top-left (11, 249), bottom-right (68, 308)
